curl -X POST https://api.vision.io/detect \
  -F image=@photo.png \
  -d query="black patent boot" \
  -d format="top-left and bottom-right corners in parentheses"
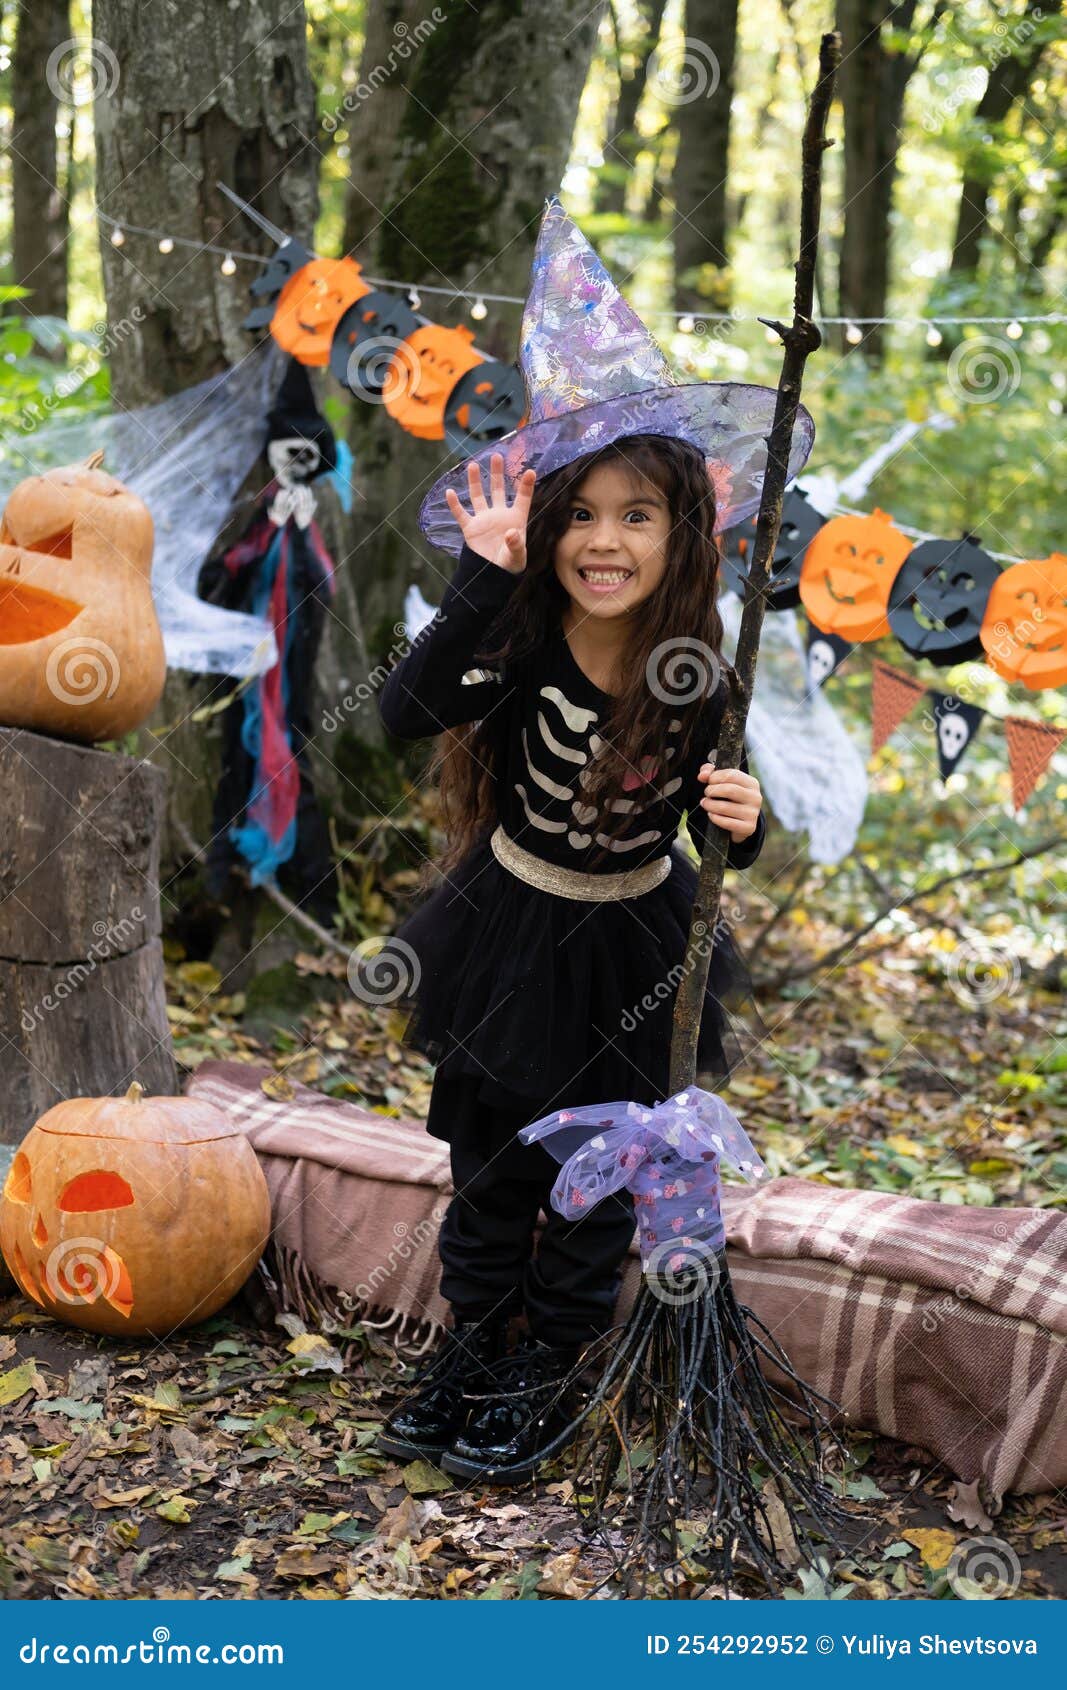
top-left (376, 1311), bottom-right (511, 1463)
top-left (440, 1333), bottom-right (582, 1484)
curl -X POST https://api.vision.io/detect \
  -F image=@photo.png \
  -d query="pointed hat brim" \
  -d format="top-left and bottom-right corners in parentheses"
top-left (418, 380), bottom-right (816, 555)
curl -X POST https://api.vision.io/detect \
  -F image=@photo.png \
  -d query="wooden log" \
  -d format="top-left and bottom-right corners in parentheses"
top-left (0, 727), bottom-right (177, 1143)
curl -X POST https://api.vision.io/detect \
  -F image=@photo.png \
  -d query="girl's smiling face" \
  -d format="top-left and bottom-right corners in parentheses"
top-left (553, 460), bottom-right (672, 618)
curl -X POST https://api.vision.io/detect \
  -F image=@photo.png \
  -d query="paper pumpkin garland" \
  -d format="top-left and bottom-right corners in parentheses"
top-left (721, 487), bottom-right (825, 610)
top-left (798, 507), bottom-right (912, 641)
top-left (0, 455), bottom-right (166, 744)
top-left (0, 1083), bottom-right (271, 1338)
top-left (239, 223), bottom-right (527, 457)
top-left (887, 534), bottom-right (1000, 665)
top-left (980, 553), bottom-right (1067, 691)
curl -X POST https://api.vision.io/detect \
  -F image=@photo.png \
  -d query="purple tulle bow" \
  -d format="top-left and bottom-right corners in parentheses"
top-left (519, 1088), bottom-right (766, 1274)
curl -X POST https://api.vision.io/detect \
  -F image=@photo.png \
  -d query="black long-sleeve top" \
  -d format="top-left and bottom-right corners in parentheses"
top-left (379, 542), bottom-right (767, 875)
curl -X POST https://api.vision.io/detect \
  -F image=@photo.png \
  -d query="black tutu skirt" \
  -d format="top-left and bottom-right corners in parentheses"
top-left (364, 833), bottom-right (765, 1132)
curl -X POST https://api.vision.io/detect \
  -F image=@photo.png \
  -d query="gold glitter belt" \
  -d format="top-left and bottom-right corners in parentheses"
top-left (489, 824), bottom-right (672, 902)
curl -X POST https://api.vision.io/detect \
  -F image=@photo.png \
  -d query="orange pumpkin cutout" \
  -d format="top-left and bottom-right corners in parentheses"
top-left (798, 508), bottom-right (912, 641)
top-left (0, 1084), bottom-right (271, 1338)
top-left (271, 258), bottom-right (369, 366)
top-left (0, 454), bottom-right (166, 743)
top-left (385, 323), bottom-right (483, 440)
top-left (980, 553), bottom-right (1067, 691)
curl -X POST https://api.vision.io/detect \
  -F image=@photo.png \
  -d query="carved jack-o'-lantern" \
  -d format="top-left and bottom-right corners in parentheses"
top-left (271, 257), bottom-right (369, 366)
top-left (980, 553), bottom-right (1067, 691)
top-left (385, 323), bottom-right (483, 440)
top-left (0, 454), bottom-right (166, 743)
top-left (799, 507), bottom-right (912, 641)
top-left (0, 1084), bottom-right (271, 1337)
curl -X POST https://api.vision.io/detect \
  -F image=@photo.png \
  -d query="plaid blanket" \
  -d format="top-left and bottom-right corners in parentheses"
top-left (188, 1059), bottom-right (1067, 1504)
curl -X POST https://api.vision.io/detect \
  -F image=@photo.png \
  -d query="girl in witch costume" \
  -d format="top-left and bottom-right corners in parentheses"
top-left (368, 200), bottom-right (812, 1484)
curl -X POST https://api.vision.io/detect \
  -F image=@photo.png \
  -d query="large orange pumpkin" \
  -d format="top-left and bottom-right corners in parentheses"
top-left (798, 507), bottom-right (912, 641)
top-left (385, 323), bottom-right (483, 440)
top-left (0, 1084), bottom-right (271, 1337)
top-left (0, 454), bottom-right (165, 743)
top-left (980, 553), bottom-right (1067, 691)
top-left (271, 257), bottom-right (369, 366)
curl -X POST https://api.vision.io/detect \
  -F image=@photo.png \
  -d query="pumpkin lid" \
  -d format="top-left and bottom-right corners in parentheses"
top-left (33, 1084), bottom-right (243, 1145)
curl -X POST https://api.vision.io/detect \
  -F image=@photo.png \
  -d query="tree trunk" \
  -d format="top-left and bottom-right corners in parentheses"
top-left (334, 0), bottom-right (604, 695)
top-left (834, 0), bottom-right (933, 362)
top-left (672, 0), bottom-right (738, 315)
top-left (11, 0), bottom-right (71, 331)
top-left (0, 728), bottom-right (176, 1143)
top-left (946, 0), bottom-right (1048, 281)
top-left (89, 0), bottom-right (363, 862)
top-left (595, 0), bottom-right (669, 216)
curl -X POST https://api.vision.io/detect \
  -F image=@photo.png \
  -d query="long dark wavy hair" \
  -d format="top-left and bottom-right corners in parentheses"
top-left (423, 433), bottom-right (732, 882)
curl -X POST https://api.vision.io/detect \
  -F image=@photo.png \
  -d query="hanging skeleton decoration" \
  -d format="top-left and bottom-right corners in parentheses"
top-left (198, 360), bottom-right (352, 920)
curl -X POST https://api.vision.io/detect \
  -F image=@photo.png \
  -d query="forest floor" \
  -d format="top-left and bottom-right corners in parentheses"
top-left (2, 813), bottom-right (1066, 1601)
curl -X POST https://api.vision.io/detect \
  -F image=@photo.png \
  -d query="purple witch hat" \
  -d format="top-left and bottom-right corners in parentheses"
top-left (418, 197), bottom-right (816, 554)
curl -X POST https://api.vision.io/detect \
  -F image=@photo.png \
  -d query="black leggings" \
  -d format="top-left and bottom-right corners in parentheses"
top-left (427, 1070), bottom-right (636, 1348)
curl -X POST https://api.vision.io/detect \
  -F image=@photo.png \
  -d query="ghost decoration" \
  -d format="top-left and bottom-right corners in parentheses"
top-left (888, 535), bottom-right (999, 664)
top-left (931, 691), bottom-right (986, 781)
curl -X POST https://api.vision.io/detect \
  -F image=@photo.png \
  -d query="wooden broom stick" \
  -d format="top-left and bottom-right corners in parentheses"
top-left (669, 31), bottom-right (842, 1094)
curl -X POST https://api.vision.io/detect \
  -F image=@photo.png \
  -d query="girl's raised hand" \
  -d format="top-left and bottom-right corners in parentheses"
top-left (697, 763), bottom-right (763, 844)
top-left (445, 453), bottom-right (537, 573)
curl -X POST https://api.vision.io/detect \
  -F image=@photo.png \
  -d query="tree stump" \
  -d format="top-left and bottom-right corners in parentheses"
top-left (0, 728), bottom-right (177, 1144)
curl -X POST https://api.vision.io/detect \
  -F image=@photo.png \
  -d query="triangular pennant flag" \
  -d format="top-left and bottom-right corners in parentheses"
top-left (1003, 716), bottom-right (1065, 812)
top-left (871, 658), bottom-right (926, 755)
top-left (806, 624), bottom-right (851, 692)
top-left (929, 690), bottom-right (986, 781)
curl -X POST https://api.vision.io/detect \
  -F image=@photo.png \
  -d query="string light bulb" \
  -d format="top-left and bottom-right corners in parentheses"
top-left (158, 236), bottom-right (174, 254)
top-left (925, 324), bottom-right (942, 347)
top-left (678, 314), bottom-right (695, 333)
top-left (407, 287), bottom-right (421, 310)
top-left (1006, 319), bottom-right (1023, 340)
top-left (220, 253), bottom-right (236, 276)
top-left (469, 296), bottom-right (487, 320)
top-left (110, 226), bottom-right (125, 247)
top-left (845, 321), bottom-right (863, 345)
